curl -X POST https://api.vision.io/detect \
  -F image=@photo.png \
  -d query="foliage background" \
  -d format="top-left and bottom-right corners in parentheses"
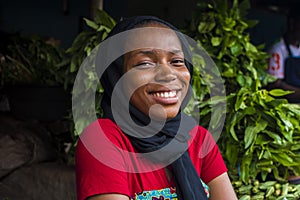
top-left (0, 34), bottom-right (69, 87)
top-left (67, 0), bottom-right (300, 198)
top-left (185, 0), bottom-right (300, 184)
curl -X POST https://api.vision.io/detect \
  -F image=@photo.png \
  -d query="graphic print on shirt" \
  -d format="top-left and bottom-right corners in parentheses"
top-left (131, 181), bottom-right (210, 200)
top-left (269, 53), bottom-right (281, 71)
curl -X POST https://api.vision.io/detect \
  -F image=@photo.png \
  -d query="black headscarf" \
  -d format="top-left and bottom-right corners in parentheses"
top-left (98, 16), bottom-right (208, 200)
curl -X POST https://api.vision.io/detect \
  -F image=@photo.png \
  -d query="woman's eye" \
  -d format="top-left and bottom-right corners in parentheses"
top-left (135, 62), bottom-right (155, 68)
top-left (171, 59), bottom-right (184, 66)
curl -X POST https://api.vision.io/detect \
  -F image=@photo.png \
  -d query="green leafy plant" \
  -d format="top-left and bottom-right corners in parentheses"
top-left (232, 179), bottom-right (300, 200)
top-left (0, 34), bottom-right (69, 87)
top-left (67, 9), bottom-right (116, 136)
top-left (185, 0), bottom-right (300, 183)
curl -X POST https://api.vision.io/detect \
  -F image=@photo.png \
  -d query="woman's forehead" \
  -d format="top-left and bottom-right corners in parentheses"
top-left (123, 26), bottom-right (182, 53)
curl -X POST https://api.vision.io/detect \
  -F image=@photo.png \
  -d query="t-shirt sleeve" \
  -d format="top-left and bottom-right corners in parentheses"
top-left (75, 120), bottom-right (130, 200)
top-left (188, 126), bottom-right (228, 184)
top-left (267, 44), bottom-right (285, 79)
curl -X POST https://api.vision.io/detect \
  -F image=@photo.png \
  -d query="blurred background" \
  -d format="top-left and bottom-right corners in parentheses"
top-left (0, 0), bottom-right (299, 200)
top-left (0, 0), bottom-right (295, 50)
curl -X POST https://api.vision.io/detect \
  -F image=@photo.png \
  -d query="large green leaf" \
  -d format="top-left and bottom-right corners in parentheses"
top-left (244, 120), bottom-right (268, 149)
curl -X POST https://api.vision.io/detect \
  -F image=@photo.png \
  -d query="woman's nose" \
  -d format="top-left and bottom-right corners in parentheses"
top-left (154, 62), bottom-right (177, 82)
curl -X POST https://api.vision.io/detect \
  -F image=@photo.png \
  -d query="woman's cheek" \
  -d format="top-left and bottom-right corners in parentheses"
top-left (122, 71), bottom-right (147, 96)
top-left (181, 70), bottom-right (191, 83)
top-left (128, 72), bottom-right (152, 90)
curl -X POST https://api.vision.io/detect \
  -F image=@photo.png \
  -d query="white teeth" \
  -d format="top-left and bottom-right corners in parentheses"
top-left (153, 91), bottom-right (177, 98)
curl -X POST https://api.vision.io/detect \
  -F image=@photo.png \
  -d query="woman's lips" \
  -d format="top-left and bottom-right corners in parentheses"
top-left (149, 90), bottom-right (179, 104)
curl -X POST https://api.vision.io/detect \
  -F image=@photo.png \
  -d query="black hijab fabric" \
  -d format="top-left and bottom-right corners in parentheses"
top-left (98, 16), bottom-right (208, 200)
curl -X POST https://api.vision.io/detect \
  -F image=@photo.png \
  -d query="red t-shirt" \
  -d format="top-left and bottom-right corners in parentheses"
top-left (75, 118), bottom-right (227, 200)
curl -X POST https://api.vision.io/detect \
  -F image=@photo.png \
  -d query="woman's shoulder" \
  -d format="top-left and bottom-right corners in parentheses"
top-left (79, 118), bottom-right (133, 150)
top-left (189, 125), bottom-right (211, 142)
top-left (188, 125), bottom-right (228, 183)
top-left (86, 118), bottom-right (120, 130)
top-left (188, 125), bottom-right (219, 155)
top-left (82, 118), bottom-right (123, 136)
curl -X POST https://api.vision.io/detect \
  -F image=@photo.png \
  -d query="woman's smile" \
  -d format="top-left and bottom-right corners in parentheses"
top-left (148, 87), bottom-right (181, 104)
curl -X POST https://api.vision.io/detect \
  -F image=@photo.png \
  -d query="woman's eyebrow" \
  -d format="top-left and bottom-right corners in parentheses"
top-left (132, 50), bottom-right (155, 56)
top-left (171, 49), bottom-right (184, 54)
top-left (131, 49), bottom-right (183, 57)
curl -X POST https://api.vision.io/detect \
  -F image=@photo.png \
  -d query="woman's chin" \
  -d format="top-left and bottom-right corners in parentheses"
top-left (148, 106), bottom-right (180, 121)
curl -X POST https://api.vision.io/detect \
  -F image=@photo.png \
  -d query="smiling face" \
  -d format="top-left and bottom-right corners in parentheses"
top-left (123, 24), bottom-right (191, 120)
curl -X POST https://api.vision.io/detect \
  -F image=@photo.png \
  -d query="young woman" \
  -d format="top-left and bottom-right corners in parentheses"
top-left (75, 16), bottom-right (237, 200)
